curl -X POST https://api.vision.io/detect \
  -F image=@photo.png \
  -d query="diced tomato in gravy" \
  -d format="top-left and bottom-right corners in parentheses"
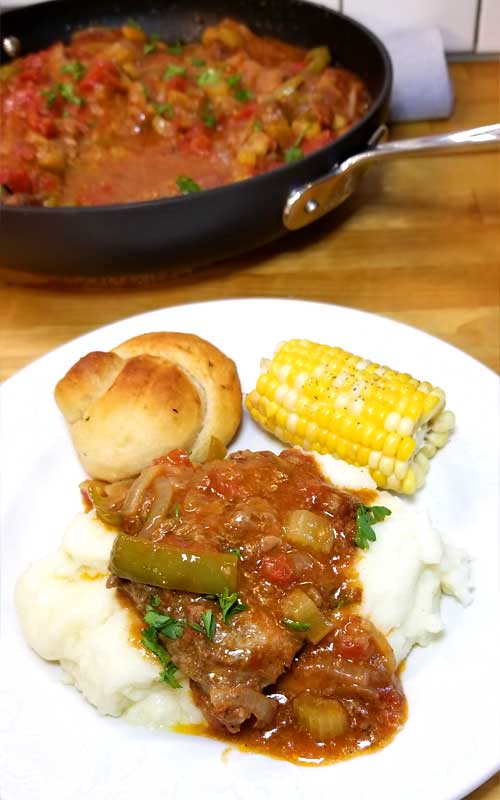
top-left (260, 552), bottom-right (295, 587)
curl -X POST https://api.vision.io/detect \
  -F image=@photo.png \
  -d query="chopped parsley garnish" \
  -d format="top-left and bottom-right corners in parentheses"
top-left (218, 588), bottom-right (248, 622)
top-left (159, 661), bottom-right (182, 686)
top-left (41, 86), bottom-right (59, 107)
top-left (282, 618), bottom-right (311, 632)
top-left (285, 144), bottom-right (304, 163)
top-left (141, 82), bottom-right (152, 100)
top-left (197, 67), bottom-right (221, 85)
top-left (59, 82), bottom-right (85, 106)
top-left (141, 623), bottom-right (167, 658)
top-left (191, 56), bottom-right (205, 67)
top-left (173, 503), bottom-right (181, 520)
top-left (144, 609), bottom-right (186, 640)
top-left (253, 119), bottom-right (263, 132)
top-left (189, 610), bottom-right (216, 640)
top-left (227, 73), bottom-right (242, 88)
top-left (234, 88), bottom-right (253, 103)
top-left (61, 61), bottom-right (86, 81)
top-left (201, 106), bottom-right (217, 129)
top-left (42, 83), bottom-right (85, 108)
top-left (144, 34), bottom-right (160, 55)
top-left (163, 64), bottom-right (187, 80)
top-left (141, 608), bottom-right (182, 688)
top-left (227, 547), bottom-right (242, 559)
top-left (153, 101), bottom-right (174, 119)
top-left (354, 503), bottom-right (391, 550)
top-left (125, 17), bottom-right (142, 30)
top-left (149, 594), bottom-right (161, 608)
top-left (168, 42), bottom-right (184, 55)
top-left (176, 175), bottom-right (201, 194)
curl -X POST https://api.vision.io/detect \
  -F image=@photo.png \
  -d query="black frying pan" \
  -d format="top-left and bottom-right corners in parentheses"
top-left (0, 0), bottom-right (392, 274)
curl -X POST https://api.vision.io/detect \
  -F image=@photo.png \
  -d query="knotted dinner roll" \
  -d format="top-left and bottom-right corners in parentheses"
top-left (54, 332), bottom-right (242, 481)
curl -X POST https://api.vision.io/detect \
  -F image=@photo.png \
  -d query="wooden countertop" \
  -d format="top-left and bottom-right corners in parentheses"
top-left (1, 60), bottom-right (499, 799)
top-left (1, 62), bottom-right (499, 382)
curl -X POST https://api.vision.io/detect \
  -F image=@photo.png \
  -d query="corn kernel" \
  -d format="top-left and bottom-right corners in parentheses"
top-left (357, 446), bottom-right (370, 465)
top-left (276, 408), bottom-right (288, 428)
top-left (382, 432), bottom-right (400, 458)
top-left (420, 443), bottom-right (436, 459)
top-left (426, 430), bottom-right (449, 449)
top-left (394, 459), bottom-right (409, 480)
top-left (336, 438), bottom-right (348, 459)
top-left (386, 474), bottom-right (401, 491)
top-left (431, 409), bottom-right (455, 433)
top-left (371, 430), bottom-right (387, 451)
top-left (384, 411), bottom-right (400, 432)
top-left (372, 469), bottom-right (386, 487)
top-left (398, 416), bottom-right (414, 436)
top-left (379, 456), bottom-right (395, 476)
top-left (397, 437), bottom-right (416, 461)
top-left (402, 470), bottom-right (417, 494)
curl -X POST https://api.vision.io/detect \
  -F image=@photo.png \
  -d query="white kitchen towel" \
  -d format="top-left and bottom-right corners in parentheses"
top-left (384, 27), bottom-right (455, 122)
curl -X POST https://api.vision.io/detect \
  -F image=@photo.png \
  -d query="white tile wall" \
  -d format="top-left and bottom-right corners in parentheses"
top-left (476, 0), bottom-right (500, 52)
top-left (342, 0), bottom-right (479, 52)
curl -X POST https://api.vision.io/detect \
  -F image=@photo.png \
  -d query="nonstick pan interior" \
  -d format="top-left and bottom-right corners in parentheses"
top-left (0, 0), bottom-right (392, 274)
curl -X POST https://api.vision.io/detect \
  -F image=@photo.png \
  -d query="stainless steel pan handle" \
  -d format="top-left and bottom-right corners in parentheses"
top-left (283, 123), bottom-right (500, 230)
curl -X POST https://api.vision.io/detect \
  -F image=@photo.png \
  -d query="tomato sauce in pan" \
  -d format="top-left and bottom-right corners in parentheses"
top-left (0, 18), bottom-right (370, 207)
top-left (99, 448), bottom-right (406, 765)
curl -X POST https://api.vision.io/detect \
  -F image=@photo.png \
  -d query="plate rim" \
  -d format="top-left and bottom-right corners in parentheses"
top-left (2, 297), bottom-right (499, 394)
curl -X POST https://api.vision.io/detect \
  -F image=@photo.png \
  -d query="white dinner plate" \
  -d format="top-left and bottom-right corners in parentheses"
top-left (1, 298), bottom-right (499, 800)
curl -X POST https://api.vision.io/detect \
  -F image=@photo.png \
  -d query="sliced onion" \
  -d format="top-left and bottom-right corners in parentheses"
top-left (281, 588), bottom-right (333, 644)
top-left (293, 693), bottom-right (348, 741)
top-left (122, 464), bottom-right (165, 518)
top-left (284, 509), bottom-right (333, 555)
top-left (366, 620), bottom-right (396, 672)
top-left (104, 479), bottom-right (134, 505)
top-left (297, 659), bottom-right (382, 700)
top-left (210, 686), bottom-right (277, 731)
top-left (138, 477), bottom-right (174, 537)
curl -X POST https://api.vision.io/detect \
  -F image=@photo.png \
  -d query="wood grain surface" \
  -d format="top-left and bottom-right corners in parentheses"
top-left (1, 60), bottom-right (499, 799)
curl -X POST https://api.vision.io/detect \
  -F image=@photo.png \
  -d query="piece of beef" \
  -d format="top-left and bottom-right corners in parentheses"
top-left (117, 577), bottom-right (300, 731)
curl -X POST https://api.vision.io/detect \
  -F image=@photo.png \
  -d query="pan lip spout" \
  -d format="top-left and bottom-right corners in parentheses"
top-left (0, 1), bottom-right (392, 216)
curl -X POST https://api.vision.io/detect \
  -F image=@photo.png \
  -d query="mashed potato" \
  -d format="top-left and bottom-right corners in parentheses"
top-left (15, 514), bottom-right (204, 726)
top-left (311, 454), bottom-right (472, 663)
top-left (15, 455), bottom-right (471, 729)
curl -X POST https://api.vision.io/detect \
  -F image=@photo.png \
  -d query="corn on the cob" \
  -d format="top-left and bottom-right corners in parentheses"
top-left (245, 339), bottom-right (455, 494)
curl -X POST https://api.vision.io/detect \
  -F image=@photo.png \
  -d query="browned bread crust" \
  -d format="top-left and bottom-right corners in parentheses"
top-left (54, 332), bottom-right (242, 480)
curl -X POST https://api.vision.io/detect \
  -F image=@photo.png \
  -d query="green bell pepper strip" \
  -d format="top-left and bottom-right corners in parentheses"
top-left (110, 535), bottom-right (239, 594)
top-left (81, 480), bottom-right (122, 527)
